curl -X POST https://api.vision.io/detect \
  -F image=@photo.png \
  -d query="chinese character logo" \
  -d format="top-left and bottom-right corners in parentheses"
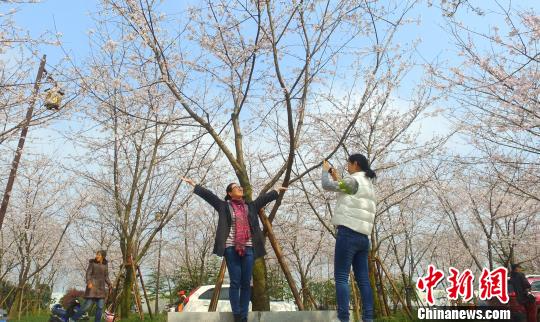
top-left (446, 267), bottom-right (474, 302)
top-left (417, 264), bottom-right (445, 305)
top-left (479, 267), bottom-right (508, 304)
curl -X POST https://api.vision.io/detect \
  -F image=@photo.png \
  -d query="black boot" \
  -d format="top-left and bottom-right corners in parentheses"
top-left (233, 314), bottom-right (242, 322)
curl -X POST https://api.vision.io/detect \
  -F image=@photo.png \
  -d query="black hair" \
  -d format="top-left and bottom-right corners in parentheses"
top-left (224, 183), bottom-right (236, 200)
top-left (348, 154), bottom-right (376, 179)
top-left (511, 263), bottom-right (521, 272)
top-left (93, 250), bottom-right (108, 264)
top-left (97, 249), bottom-right (107, 259)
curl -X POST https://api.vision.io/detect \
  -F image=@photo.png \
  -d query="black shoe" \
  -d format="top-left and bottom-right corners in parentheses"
top-left (241, 317), bottom-right (247, 322)
top-left (233, 314), bottom-right (242, 322)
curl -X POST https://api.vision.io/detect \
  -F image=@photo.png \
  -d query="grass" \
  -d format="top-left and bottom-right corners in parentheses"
top-left (13, 311), bottom-right (414, 322)
top-left (6, 312), bottom-right (49, 322)
top-left (12, 312), bottom-right (168, 322)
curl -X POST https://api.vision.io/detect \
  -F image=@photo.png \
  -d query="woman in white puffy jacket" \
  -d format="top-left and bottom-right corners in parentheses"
top-left (322, 154), bottom-right (376, 322)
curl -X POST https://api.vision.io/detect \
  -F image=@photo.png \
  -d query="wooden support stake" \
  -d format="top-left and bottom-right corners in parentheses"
top-left (305, 286), bottom-right (318, 309)
top-left (131, 281), bottom-right (143, 320)
top-left (351, 272), bottom-right (361, 322)
top-left (209, 258), bottom-right (227, 312)
top-left (137, 266), bottom-right (153, 319)
top-left (109, 269), bottom-right (124, 315)
top-left (259, 209), bottom-right (304, 311)
top-left (130, 257), bottom-right (144, 320)
top-left (374, 259), bottom-right (390, 316)
top-left (374, 257), bottom-right (413, 320)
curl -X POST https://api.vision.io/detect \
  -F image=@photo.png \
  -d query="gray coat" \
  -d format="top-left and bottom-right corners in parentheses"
top-left (84, 259), bottom-right (112, 299)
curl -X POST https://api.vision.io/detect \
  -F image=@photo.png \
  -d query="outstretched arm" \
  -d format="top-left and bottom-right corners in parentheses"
top-left (181, 177), bottom-right (223, 210)
top-left (253, 187), bottom-right (287, 210)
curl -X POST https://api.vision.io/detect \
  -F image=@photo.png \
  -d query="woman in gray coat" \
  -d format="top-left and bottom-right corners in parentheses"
top-left (79, 250), bottom-right (112, 322)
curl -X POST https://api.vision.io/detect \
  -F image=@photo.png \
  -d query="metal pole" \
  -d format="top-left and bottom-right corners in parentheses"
top-left (154, 229), bottom-right (162, 315)
top-left (0, 54), bottom-right (46, 230)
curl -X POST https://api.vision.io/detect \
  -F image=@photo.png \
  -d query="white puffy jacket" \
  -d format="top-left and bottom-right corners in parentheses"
top-left (331, 171), bottom-right (376, 236)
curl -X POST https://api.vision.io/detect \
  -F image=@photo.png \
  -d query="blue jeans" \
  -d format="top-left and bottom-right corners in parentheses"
top-left (224, 246), bottom-right (254, 319)
top-left (78, 298), bottom-right (104, 322)
top-left (334, 225), bottom-right (374, 322)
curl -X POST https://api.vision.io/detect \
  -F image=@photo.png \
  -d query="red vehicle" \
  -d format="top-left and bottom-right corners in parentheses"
top-left (526, 275), bottom-right (540, 322)
top-left (486, 280), bottom-right (527, 321)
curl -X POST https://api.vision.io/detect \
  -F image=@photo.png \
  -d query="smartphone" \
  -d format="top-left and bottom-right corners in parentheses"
top-left (326, 160), bottom-right (335, 174)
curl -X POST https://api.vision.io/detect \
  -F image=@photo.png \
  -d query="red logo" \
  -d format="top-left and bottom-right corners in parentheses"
top-left (416, 265), bottom-right (508, 305)
top-left (479, 267), bottom-right (508, 303)
top-left (417, 264), bottom-right (445, 305)
top-left (446, 267), bottom-right (474, 302)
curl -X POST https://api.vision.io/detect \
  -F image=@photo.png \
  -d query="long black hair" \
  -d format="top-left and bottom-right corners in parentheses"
top-left (348, 154), bottom-right (376, 179)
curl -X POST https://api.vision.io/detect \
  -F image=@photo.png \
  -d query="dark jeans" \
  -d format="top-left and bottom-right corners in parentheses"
top-left (224, 246), bottom-right (254, 319)
top-left (76, 298), bottom-right (104, 322)
top-left (335, 225), bottom-right (374, 322)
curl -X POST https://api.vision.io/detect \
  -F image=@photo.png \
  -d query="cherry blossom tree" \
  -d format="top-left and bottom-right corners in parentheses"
top-left (436, 3), bottom-right (540, 202)
top-left (58, 15), bottom-right (219, 315)
top-left (2, 156), bottom-right (79, 319)
top-left (97, 0), bottom-right (438, 311)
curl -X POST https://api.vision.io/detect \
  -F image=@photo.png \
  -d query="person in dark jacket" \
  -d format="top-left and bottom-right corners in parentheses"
top-left (77, 250), bottom-right (112, 322)
top-left (510, 263), bottom-right (537, 322)
top-left (181, 177), bottom-right (286, 322)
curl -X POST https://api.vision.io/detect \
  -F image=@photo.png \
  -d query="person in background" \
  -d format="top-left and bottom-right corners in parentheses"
top-left (510, 263), bottom-right (537, 322)
top-left (176, 290), bottom-right (187, 312)
top-left (76, 250), bottom-right (112, 322)
top-left (322, 154), bottom-right (376, 322)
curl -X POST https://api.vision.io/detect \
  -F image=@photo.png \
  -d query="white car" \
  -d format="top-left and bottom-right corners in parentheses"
top-left (182, 284), bottom-right (297, 312)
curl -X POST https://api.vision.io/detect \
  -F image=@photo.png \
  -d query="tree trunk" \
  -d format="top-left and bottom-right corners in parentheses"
top-left (403, 277), bottom-right (413, 312)
top-left (8, 286), bottom-right (23, 319)
top-left (251, 258), bottom-right (270, 311)
top-left (376, 261), bottom-right (390, 316)
top-left (120, 264), bottom-right (135, 318)
top-left (9, 266), bottom-right (30, 320)
top-left (300, 275), bottom-right (310, 310)
top-left (243, 185), bottom-right (272, 311)
top-left (368, 251), bottom-right (382, 317)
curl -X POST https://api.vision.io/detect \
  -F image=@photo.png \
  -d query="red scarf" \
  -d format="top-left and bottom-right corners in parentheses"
top-left (230, 199), bottom-right (250, 256)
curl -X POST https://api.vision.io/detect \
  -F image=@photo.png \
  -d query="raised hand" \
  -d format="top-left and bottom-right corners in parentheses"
top-left (322, 160), bottom-right (331, 171)
top-left (180, 177), bottom-right (196, 187)
top-left (274, 186), bottom-right (288, 193)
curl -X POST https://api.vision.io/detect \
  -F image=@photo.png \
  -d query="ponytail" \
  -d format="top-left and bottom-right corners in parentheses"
top-left (348, 154), bottom-right (376, 179)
